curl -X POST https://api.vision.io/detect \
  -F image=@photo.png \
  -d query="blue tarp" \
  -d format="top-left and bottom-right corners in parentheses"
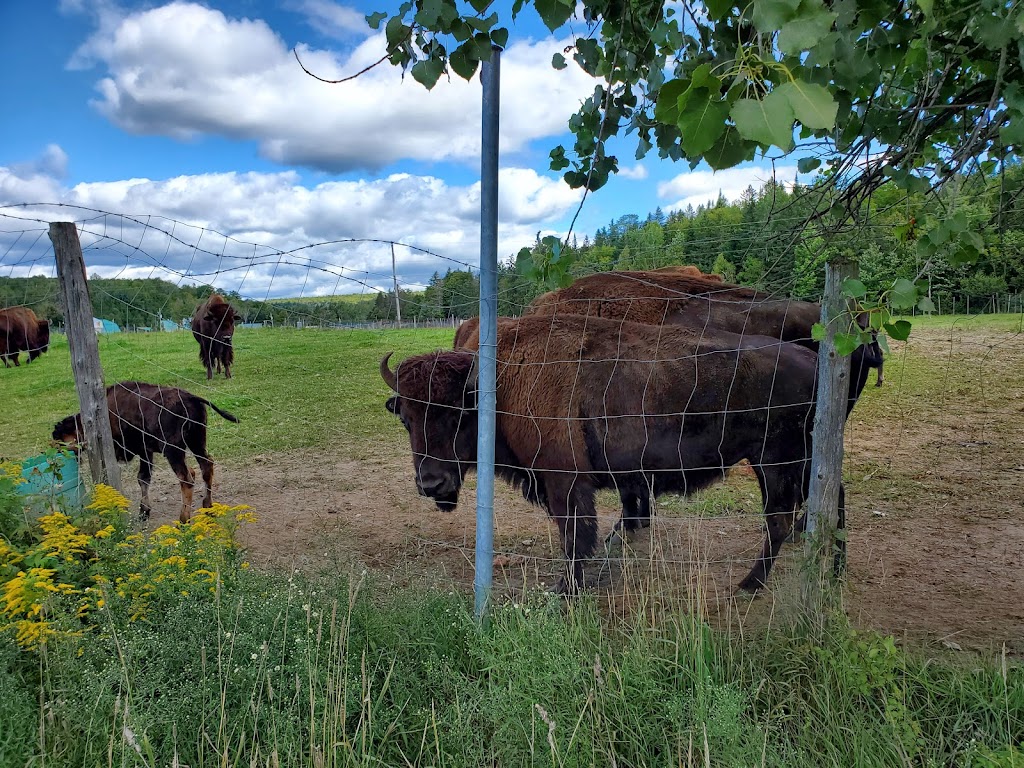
top-left (16, 451), bottom-right (83, 512)
top-left (161, 319), bottom-right (180, 331)
top-left (93, 317), bottom-right (121, 334)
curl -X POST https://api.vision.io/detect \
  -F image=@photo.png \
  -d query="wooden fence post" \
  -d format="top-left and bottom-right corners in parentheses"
top-left (802, 257), bottom-right (855, 616)
top-left (49, 222), bottom-right (122, 492)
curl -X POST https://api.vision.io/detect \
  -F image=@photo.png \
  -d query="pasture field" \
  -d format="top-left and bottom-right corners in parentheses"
top-left (1, 314), bottom-right (1022, 766)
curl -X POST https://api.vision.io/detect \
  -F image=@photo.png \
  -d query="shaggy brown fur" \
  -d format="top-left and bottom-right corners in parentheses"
top-left (0, 306), bottom-right (50, 367)
top-left (384, 314), bottom-right (841, 595)
top-left (53, 381), bottom-right (239, 523)
top-left (191, 294), bottom-right (239, 379)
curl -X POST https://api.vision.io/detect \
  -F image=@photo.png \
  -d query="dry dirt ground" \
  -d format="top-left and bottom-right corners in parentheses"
top-left (133, 323), bottom-right (1024, 654)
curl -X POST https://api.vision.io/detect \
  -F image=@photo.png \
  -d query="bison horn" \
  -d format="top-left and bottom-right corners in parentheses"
top-left (380, 352), bottom-right (398, 391)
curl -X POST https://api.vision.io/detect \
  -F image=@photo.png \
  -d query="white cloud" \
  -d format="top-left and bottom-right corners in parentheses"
top-left (657, 165), bottom-right (798, 211)
top-left (0, 150), bottom-right (581, 297)
top-left (70, 1), bottom-right (596, 172)
top-left (293, 0), bottom-right (368, 38)
top-left (617, 163), bottom-right (648, 181)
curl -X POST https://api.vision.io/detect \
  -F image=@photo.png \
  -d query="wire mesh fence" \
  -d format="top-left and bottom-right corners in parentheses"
top-left (2, 200), bottom-right (1022, 648)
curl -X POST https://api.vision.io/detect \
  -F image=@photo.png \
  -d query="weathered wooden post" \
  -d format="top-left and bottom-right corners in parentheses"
top-left (49, 222), bottom-right (122, 491)
top-left (802, 256), bottom-right (855, 616)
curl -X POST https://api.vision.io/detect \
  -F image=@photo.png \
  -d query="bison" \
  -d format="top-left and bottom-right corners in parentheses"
top-left (0, 306), bottom-right (50, 367)
top-left (191, 294), bottom-right (239, 379)
top-left (52, 381), bottom-right (239, 523)
top-left (506, 270), bottom-right (885, 537)
top-left (383, 314), bottom-right (853, 595)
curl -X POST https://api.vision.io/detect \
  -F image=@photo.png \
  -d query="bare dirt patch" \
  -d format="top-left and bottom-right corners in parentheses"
top-left (131, 322), bottom-right (1024, 653)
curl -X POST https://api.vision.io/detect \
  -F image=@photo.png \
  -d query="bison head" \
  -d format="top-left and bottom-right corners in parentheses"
top-left (205, 304), bottom-right (240, 343)
top-left (381, 350), bottom-right (478, 511)
top-left (52, 413), bottom-right (84, 451)
top-left (34, 319), bottom-right (50, 358)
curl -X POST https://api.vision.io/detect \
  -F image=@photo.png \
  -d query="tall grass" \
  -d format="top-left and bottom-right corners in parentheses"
top-left (2, 569), bottom-right (1020, 767)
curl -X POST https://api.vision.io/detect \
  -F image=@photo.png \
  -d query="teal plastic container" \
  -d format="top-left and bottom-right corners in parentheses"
top-left (16, 451), bottom-right (84, 512)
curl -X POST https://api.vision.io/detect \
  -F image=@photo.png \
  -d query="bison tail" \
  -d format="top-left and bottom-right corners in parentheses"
top-left (199, 398), bottom-right (240, 423)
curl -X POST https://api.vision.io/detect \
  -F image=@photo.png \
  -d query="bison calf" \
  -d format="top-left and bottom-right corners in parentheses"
top-left (0, 306), bottom-right (50, 367)
top-left (53, 381), bottom-right (239, 523)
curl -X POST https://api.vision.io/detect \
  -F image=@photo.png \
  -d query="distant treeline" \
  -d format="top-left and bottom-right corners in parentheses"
top-left (3, 169), bottom-right (1023, 326)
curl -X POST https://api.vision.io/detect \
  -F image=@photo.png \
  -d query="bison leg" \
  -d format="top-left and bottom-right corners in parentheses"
top-left (834, 483), bottom-right (847, 578)
top-left (606, 487), bottom-right (652, 544)
top-left (546, 477), bottom-right (598, 594)
top-left (11, 353), bottom-right (20, 367)
top-left (737, 467), bottom-right (802, 593)
top-left (165, 449), bottom-right (195, 524)
top-left (195, 454), bottom-right (215, 510)
top-left (138, 452), bottom-right (154, 521)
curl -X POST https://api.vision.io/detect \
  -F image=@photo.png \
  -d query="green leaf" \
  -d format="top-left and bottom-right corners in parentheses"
top-left (366, 11), bottom-right (387, 29)
top-left (889, 278), bottom-right (918, 310)
top-left (654, 79), bottom-right (690, 126)
top-left (468, 0), bottom-right (490, 11)
top-left (705, 126), bottom-right (749, 170)
top-left (842, 278), bottom-right (867, 298)
top-left (811, 322), bottom-right (826, 342)
top-left (449, 45), bottom-right (478, 80)
top-left (552, 52), bottom-right (567, 70)
top-left (834, 332), bottom-right (860, 356)
top-left (774, 80), bottom-right (837, 131)
top-left (778, 9), bottom-right (836, 54)
top-left (704, 0), bottom-right (734, 20)
top-left (876, 334), bottom-right (891, 354)
top-left (917, 296), bottom-right (936, 313)
top-left (491, 27), bottom-right (508, 49)
top-left (731, 91), bottom-right (794, 150)
top-left (534, 0), bottom-right (574, 31)
top-left (798, 157), bottom-right (821, 173)
top-left (915, 0), bottom-right (933, 16)
top-left (883, 320), bottom-right (912, 341)
top-left (466, 12), bottom-right (498, 32)
top-left (678, 93), bottom-right (730, 156)
top-left (411, 57), bottom-right (445, 89)
top-left (751, 0), bottom-right (801, 34)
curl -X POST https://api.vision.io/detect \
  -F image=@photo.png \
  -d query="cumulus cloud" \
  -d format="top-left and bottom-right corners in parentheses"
top-left (617, 164), bottom-right (648, 181)
top-left (69, 1), bottom-right (596, 172)
top-left (292, 0), bottom-right (368, 38)
top-left (0, 149), bottom-right (582, 297)
top-left (658, 165), bottom-right (799, 211)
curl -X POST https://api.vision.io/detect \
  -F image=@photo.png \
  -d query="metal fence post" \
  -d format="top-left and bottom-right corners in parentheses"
top-left (475, 47), bottom-right (501, 619)
top-left (49, 222), bottom-right (122, 492)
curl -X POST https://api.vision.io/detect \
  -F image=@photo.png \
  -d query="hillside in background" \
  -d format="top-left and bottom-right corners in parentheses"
top-left (4, 170), bottom-right (1024, 327)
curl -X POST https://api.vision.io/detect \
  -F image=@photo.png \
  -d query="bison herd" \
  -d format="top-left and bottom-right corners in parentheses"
top-left (382, 268), bottom-right (884, 595)
top-left (4, 294), bottom-right (241, 522)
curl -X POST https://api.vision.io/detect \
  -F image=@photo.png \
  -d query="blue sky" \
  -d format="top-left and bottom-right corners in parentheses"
top-left (0, 0), bottom-right (793, 298)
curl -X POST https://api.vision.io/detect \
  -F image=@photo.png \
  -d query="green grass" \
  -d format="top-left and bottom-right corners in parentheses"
top-left (1, 569), bottom-right (1020, 768)
top-left (0, 326), bottom-right (453, 461)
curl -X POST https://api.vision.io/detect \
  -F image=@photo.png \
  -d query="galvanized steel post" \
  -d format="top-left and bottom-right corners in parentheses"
top-left (475, 47), bottom-right (501, 619)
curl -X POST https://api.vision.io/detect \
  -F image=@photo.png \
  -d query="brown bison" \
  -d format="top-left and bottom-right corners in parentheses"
top-left (650, 264), bottom-right (723, 280)
top-left (52, 381), bottom-right (239, 523)
top-left (516, 269), bottom-right (885, 535)
top-left (191, 294), bottom-right (239, 379)
top-left (0, 306), bottom-right (50, 367)
top-left (384, 314), bottom-right (854, 594)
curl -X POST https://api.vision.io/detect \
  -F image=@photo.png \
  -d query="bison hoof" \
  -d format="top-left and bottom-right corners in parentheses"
top-left (139, 505), bottom-right (151, 522)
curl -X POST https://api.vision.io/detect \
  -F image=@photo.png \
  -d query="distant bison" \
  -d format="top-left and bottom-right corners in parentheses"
top-left (650, 264), bottom-right (723, 281)
top-left (191, 294), bottom-right (239, 379)
top-left (384, 314), bottom-right (852, 594)
top-left (0, 306), bottom-right (50, 367)
top-left (52, 381), bottom-right (239, 523)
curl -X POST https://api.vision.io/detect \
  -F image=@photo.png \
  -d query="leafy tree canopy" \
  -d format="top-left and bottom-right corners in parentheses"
top-left (368, 0), bottom-right (1021, 213)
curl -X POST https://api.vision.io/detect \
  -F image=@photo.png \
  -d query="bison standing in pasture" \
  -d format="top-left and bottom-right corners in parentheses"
top-left (191, 294), bottom-right (239, 379)
top-left (508, 269), bottom-right (885, 537)
top-left (0, 306), bottom-right (50, 367)
top-left (383, 314), bottom-right (849, 595)
top-left (52, 381), bottom-right (239, 523)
